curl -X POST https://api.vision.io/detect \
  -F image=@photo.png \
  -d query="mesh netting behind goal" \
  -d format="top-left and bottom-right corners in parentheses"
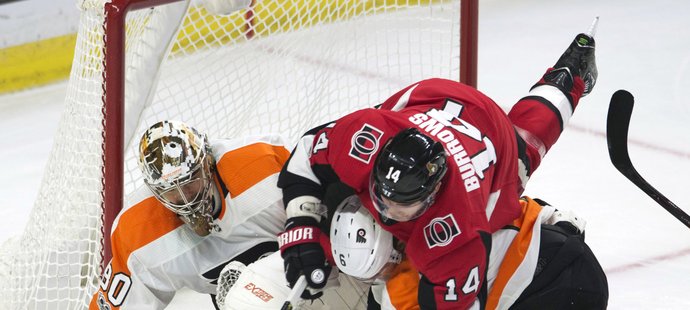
top-left (0, 0), bottom-right (471, 308)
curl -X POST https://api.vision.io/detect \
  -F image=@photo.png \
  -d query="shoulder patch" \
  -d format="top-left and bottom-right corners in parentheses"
top-left (424, 214), bottom-right (461, 248)
top-left (348, 124), bottom-right (384, 164)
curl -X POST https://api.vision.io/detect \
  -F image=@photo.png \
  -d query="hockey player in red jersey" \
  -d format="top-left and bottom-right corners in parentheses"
top-left (328, 195), bottom-right (606, 310)
top-left (277, 29), bottom-right (603, 309)
top-left (90, 121), bottom-right (290, 309)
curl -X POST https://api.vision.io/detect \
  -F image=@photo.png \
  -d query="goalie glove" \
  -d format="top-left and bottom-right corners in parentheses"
top-left (217, 252), bottom-right (294, 310)
top-left (215, 261), bottom-right (246, 309)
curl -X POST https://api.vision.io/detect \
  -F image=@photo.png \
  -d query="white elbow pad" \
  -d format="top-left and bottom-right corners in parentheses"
top-left (286, 195), bottom-right (327, 221)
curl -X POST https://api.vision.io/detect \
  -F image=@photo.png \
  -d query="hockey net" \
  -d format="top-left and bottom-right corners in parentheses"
top-left (0, 0), bottom-right (475, 308)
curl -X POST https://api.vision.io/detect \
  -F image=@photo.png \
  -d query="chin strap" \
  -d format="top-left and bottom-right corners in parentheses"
top-left (206, 181), bottom-right (223, 233)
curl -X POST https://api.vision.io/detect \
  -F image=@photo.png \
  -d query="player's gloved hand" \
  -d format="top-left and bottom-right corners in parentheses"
top-left (279, 216), bottom-right (332, 300)
top-left (533, 19), bottom-right (598, 109)
top-left (533, 198), bottom-right (586, 235)
top-left (546, 208), bottom-right (586, 235)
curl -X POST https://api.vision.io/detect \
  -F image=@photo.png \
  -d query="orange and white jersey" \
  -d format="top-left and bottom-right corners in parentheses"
top-left (375, 259), bottom-right (421, 310)
top-left (89, 134), bottom-right (290, 310)
top-left (485, 196), bottom-right (555, 310)
top-left (376, 197), bottom-right (554, 310)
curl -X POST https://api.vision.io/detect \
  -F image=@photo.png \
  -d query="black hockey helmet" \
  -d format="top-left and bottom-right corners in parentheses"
top-left (369, 128), bottom-right (447, 221)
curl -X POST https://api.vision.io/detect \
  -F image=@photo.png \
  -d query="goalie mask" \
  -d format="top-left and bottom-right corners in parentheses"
top-left (369, 128), bottom-right (447, 222)
top-left (330, 195), bottom-right (402, 281)
top-left (138, 120), bottom-right (220, 235)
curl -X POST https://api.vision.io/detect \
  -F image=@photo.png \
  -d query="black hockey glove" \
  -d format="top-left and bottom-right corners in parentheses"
top-left (279, 216), bottom-right (332, 300)
top-left (536, 32), bottom-right (597, 98)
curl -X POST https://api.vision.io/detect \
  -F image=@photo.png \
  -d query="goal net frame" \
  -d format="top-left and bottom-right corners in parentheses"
top-left (103, 0), bottom-right (476, 270)
top-left (0, 0), bottom-right (477, 308)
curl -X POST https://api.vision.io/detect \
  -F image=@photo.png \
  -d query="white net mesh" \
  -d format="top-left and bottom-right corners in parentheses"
top-left (0, 1), bottom-right (106, 308)
top-left (0, 0), bottom-right (464, 308)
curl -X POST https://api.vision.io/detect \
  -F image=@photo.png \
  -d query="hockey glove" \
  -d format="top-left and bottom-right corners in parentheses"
top-left (535, 198), bottom-right (587, 236)
top-left (546, 208), bottom-right (586, 236)
top-left (279, 216), bottom-right (331, 300)
top-left (537, 32), bottom-right (597, 98)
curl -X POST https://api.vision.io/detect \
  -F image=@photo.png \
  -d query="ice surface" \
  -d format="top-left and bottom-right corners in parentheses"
top-left (1, 0), bottom-right (689, 308)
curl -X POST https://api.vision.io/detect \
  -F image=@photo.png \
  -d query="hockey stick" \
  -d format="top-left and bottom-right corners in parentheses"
top-left (606, 89), bottom-right (690, 228)
top-left (281, 275), bottom-right (307, 310)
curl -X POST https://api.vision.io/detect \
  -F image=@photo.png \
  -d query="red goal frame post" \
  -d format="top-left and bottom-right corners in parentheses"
top-left (101, 0), bottom-right (478, 268)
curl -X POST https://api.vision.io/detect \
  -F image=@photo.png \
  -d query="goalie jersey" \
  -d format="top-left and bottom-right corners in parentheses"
top-left (89, 135), bottom-right (290, 310)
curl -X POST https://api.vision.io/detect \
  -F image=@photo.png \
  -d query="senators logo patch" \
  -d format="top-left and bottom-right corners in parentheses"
top-left (424, 214), bottom-right (461, 248)
top-left (349, 124), bottom-right (383, 164)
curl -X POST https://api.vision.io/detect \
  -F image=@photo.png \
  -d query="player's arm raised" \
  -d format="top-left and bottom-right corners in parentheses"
top-left (508, 24), bottom-right (597, 187)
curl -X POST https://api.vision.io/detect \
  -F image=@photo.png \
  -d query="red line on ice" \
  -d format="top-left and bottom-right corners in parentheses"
top-left (604, 247), bottom-right (690, 274)
top-left (569, 124), bottom-right (690, 159)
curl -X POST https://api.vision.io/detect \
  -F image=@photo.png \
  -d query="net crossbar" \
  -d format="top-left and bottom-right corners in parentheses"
top-left (0, 0), bottom-right (475, 308)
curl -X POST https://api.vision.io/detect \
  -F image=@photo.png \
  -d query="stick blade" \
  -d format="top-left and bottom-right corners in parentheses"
top-left (606, 89), bottom-right (635, 173)
top-left (605, 89), bottom-right (690, 229)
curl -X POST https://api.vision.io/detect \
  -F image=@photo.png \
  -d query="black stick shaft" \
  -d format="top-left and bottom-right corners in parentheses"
top-left (606, 89), bottom-right (690, 228)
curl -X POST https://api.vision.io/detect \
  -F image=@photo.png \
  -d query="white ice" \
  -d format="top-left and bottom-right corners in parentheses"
top-left (1, 0), bottom-right (689, 309)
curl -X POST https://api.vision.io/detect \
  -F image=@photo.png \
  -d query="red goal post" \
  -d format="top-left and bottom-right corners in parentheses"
top-left (0, 0), bottom-right (477, 308)
top-left (103, 0), bottom-right (477, 267)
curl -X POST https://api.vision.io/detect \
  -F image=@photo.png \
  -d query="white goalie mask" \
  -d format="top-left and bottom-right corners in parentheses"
top-left (330, 195), bottom-right (402, 281)
top-left (138, 120), bottom-right (219, 235)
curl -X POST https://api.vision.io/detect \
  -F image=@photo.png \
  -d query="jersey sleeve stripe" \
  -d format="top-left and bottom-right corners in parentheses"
top-left (390, 83), bottom-right (419, 111)
top-left (216, 142), bottom-right (290, 197)
top-left (283, 134), bottom-right (322, 186)
top-left (519, 95), bottom-right (565, 132)
top-left (525, 84), bottom-right (574, 128)
top-left (485, 190), bottom-right (501, 222)
top-left (485, 198), bottom-right (543, 310)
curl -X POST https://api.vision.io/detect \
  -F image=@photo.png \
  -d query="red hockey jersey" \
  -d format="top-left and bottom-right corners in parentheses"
top-left (279, 77), bottom-right (582, 309)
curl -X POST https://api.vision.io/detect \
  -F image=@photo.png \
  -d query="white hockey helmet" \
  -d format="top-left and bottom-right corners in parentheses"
top-left (138, 120), bottom-right (219, 234)
top-left (330, 195), bottom-right (402, 280)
